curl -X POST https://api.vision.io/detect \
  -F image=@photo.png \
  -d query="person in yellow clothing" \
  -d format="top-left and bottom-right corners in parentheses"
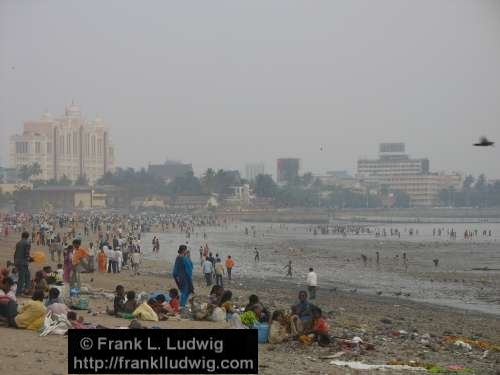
top-left (14, 290), bottom-right (47, 330)
top-left (71, 238), bottom-right (90, 288)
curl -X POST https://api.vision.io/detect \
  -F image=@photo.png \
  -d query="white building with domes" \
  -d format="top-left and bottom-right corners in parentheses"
top-left (9, 103), bottom-right (114, 184)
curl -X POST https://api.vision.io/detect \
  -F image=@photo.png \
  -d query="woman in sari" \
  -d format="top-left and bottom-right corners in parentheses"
top-left (172, 245), bottom-right (193, 307)
top-left (98, 248), bottom-right (107, 273)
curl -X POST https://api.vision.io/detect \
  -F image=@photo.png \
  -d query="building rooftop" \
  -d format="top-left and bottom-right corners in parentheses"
top-left (35, 185), bottom-right (91, 192)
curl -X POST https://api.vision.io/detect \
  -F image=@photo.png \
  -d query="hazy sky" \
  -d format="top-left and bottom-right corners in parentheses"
top-left (1, 0), bottom-right (500, 178)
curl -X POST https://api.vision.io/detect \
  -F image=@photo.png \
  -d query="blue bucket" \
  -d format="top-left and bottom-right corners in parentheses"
top-left (253, 323), bottom-right (269, 343)
top-left (69, 287), bottom-right (80, 297)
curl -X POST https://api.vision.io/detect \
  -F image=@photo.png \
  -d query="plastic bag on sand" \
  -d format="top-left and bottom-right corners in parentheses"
top-left (209, 307), bottom-right (226, 322)
top-left (229, 313), bottom-right (248, 329)
top-left (40, 311), bottom-right (72, 336)
top-left (330, 360), bottom-right (427, 371)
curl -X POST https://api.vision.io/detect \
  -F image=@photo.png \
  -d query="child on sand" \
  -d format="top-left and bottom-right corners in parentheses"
top-left (167, 288), bottom-right (180, 314)
top-left (107, 285), bottom-right (125, 316)
top-left (310, 306), bottom-right (330, 346)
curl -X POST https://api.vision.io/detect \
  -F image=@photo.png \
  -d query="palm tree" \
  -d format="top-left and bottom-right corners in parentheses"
top-left (201, 168), bottom-right (216, 194)
top-left (18, 165), bottom-right (31, 181)
top-left (30, 162), bottom-right (42, 178)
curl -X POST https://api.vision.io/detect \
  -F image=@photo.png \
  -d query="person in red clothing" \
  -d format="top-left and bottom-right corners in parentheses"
top-left (168, 288), bottom-right (180, 313)
top-left (311, 306), bottom-right (331, 346)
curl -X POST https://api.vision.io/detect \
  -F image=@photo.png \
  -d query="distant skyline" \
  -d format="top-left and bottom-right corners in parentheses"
top-left (1, 1), bottom-right (500, 179)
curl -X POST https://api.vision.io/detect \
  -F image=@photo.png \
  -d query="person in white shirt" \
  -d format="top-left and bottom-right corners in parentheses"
top-left (115, 247), bottom-right (123, 273)
top-left (306, 267), bottom-right (318, 300)
top-left (131, 249), bottom-right (142, 276)
top-left (202, 257), bottom-right (213, 286)
top-left (103, 245), bottom-right (112, 273)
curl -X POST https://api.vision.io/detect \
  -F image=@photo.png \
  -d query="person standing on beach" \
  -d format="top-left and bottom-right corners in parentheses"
top-left (202, 257), bottom-right (214, 286)
top-left (254, 248), bottom-right (260, 263)
top-left (306, 267), bottom-right (318, 300)
top-left (285, 260), bottom-right (293, 277)
top-left (225, 255), bottom-right (234, 280)
top-left (13, 231), bottom-right (32, 296)
top-left (155, 237), bottom-right (160, 256)
top-left (214, 259), bottom-right (224, 288)
top-left (172, 244), bottom-right (194, 307)
top-left (71, 239), bottom-right (90, 289)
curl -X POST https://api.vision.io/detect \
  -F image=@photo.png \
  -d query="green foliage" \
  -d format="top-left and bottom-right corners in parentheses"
top-left (166, 171), bottom-right (202, 195)
top-left (18, 162), bottom-right (42, 181)
top-left (438, 174), bottom-right (500, 207)
top-left (58, 175), bottom-right (73, 186)
top-left (326, 187), bottom-right (382, 209)
top-left (75, 174), bottom-right (90, 186)
top-left (98, 167), bottom-right (169, 197)
top-left (254, 174), bottom-right (278, 198)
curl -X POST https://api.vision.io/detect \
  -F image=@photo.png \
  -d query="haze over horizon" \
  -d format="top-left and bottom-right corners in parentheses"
top-left (1, 1), bottom-right (500, 179)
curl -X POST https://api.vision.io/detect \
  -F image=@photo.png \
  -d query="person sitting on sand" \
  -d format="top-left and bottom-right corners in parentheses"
top-left (208, 285), bottom-right (224, 305)
top-left (290, 290), bottom-right (314, 335)
top-left (107, 285), bottom-right (125, 316)
top-left (132, 294), bottom-right (159, 322)
top-left (0, 276), bottom-right (17, 301)
top-left (245, 294), bottom-right (270, 323)
top-left (0, 277), bottom-right (18, 327)
top-left (166, 288), bottom-right (180, 314)
top-left (46, 287), bottom-right (64, 306)
top-left (309, 306), bottom-right (330, 346)
top-left (122, 290), bottom-right (138, 314)
top-left (218, 290), bottom-right (234, 313)
top-left (46, 288), bottom-right (68, 315)
top-left (67, 310), bottom-right (86, 329)
top-left (33, 270), bottom-right (49, 294)
top-left (14, 290), bottom-right (47, 330)
top-left (269, 310), bottom-right (291, 344)
top-left (148, 295), bottom-right (169, 320)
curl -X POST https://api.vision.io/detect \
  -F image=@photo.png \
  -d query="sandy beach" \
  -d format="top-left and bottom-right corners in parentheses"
top-left (1, 225), bottom-right (500, 375)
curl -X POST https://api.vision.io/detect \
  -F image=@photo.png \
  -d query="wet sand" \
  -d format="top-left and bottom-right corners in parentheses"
top-left (148, 222), bottom-right (500, 315)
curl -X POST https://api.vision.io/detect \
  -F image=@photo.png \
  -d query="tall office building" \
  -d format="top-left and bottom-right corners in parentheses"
top-left (277, 158), bottom-right (300, 184)
top-left (9, 103), bottom-right (114, 185)
top-left (357, 143), bottom-right (429, 181)
top-left (357, 143), bottom-right (459, 206)
top-left (244, 163), bottom-right (265, 182)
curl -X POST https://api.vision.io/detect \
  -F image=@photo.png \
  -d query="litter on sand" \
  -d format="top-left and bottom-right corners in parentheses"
top-left (330, 360), bottom-right (427, 371)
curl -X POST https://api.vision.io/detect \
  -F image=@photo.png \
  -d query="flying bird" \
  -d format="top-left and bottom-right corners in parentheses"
top-left (473, 137), bottom-right (494, 147)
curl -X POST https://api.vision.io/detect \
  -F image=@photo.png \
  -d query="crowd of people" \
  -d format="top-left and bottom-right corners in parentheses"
top-left (0, 211), bottom-right (332, 346)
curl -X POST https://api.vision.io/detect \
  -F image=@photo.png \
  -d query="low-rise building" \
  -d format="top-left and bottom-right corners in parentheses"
top-left (375, 173), bottom-right (462, 207)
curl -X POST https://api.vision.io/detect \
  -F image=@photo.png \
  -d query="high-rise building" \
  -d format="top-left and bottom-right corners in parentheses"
top-left (9, 103), bottom-right (114, 185)
top-left (244, 163), bottom-right (265, 182)
top-left (357, 143), bottom-right (429, 182)
top-left (357, 143), bottom-right (460, 206)
top-left (277, 158), bottom-right (300, 184)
